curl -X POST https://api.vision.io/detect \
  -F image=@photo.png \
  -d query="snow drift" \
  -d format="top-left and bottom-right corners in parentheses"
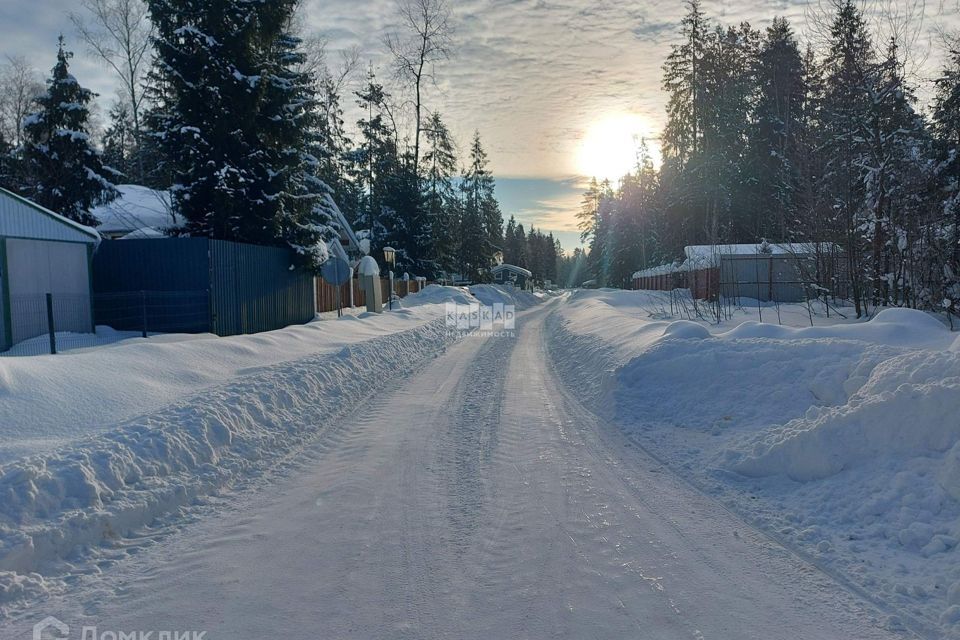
top-left (730, 350), bottom-right (960, 483)
top-left (549, 289), bottom-right (960, 634)
top-left (0, 285), bottom-right (515, 612)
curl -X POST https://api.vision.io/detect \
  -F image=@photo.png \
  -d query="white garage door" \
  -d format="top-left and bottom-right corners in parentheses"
top-left (5, 238), bottom-right (92, 344)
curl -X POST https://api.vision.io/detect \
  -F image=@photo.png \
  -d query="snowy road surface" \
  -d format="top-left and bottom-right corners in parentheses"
top-left (9, 300), bottom-right (901, 639)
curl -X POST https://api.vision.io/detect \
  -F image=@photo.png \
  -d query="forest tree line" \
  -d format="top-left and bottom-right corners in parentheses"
top-left (578, 0), bottom-right (960, 319)
top-left (0, 0), bottom-right (569, 284)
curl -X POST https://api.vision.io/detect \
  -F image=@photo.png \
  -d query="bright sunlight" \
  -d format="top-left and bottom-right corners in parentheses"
top-left (576, 113), bottom-right (661, 183)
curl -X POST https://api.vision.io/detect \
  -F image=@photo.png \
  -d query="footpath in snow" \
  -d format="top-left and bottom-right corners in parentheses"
top-left (0, 284), bottom-right (539, 615)
top-left (549, 288), bottom-right (960, 637)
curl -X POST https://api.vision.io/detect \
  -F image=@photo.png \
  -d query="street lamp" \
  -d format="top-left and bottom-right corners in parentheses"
top-left (383, 247), bottom-right (396, 310)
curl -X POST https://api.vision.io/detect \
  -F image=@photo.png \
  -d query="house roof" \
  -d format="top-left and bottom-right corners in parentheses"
top-left (91, 185), bottom-right (179, 235)
top-left (633, 242), bottom-right (841, 279)
top-left (492, 264), bottom-right (533, 278)
top-left (0, 188), bottom-right (100, 244)
top-left (326, 195), bottom-right (363, 256)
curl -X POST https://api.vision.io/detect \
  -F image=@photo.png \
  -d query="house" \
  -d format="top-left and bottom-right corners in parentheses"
top-left (491, 264), bottom-right (532, 289)
top-left (325, 196), bottom-right (367, 265)
top-left (0, 188), bottom-right (100, 351)
top-left (91, 184), bottom-right (180, 239)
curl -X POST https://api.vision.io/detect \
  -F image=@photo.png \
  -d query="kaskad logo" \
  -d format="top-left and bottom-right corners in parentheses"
top-left (445, 302), bottom-right (515, 331)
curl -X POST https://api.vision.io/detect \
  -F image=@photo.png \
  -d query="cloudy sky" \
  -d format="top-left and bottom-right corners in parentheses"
top-left (2, 0), bottom-right (958, 250)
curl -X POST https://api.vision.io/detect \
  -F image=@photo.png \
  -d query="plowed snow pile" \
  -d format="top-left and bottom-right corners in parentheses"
top-left (0, 285), bottom-right (501, 615)
top-left (551, 290), bottom-right (960, 635)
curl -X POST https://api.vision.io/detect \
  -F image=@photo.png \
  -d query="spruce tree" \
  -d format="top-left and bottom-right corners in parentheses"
top-left (102, 101), bottom-right (136, 180)
top-left (22, 37), bottom-right (116, 225)
top-left (422, 112), bottom-right (459, 275)
top-left (353, 70), bottom-right (400, 253)
top-left (0, 132), bottom-right (12, 191)
top-left (460, 132), bottom-right (502, 280)
top-left (820, 0), bottom-right (875, 315)
top-left (748, 17), bottom-right (806, 238)
top-left (933, 39), bottom-right (960, 315)
top-left (147, 0), bottom-right (334, 266)
top-left (662, 0), bottom-right (708, 167)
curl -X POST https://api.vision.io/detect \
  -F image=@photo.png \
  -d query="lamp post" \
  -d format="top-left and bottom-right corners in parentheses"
top-left (383, 247), bottom-right (396, 310)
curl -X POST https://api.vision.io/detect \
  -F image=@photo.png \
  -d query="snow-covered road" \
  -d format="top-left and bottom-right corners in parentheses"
top-left (7, 300), bottom-right (901, 639)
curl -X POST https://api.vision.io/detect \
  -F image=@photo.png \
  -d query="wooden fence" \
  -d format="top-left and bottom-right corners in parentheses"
top-left (315, 277), bottom-right (433, 313)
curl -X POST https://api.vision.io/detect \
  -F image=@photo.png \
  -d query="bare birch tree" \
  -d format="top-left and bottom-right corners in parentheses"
top-left (70, 0), bottom-right (153, 182)
top-left (384, 0), bottom-right (453, 172)
top-left (0, 56), bottom-right (44, 148)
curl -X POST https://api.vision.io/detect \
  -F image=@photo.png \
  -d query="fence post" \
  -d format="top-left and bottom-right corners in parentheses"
top-left (46, 293), bottom-right (57, 355)
top-left (141, 290), bottom-right (148, 338)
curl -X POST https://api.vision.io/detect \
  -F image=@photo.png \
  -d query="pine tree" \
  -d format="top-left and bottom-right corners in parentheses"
top-left (353, 70), bottom-right (400, 252)
top-left (22, 37), bottom-right (116, 225)
top-left (932, 37), bottom-right (960, 316)
top-left (315, 65), bottom-right (358, 220)
top-left (577, 178), bottom-right (601, 244)
top-left (819, 0), bottom-right (875, 315)
top-left (747, 17), bottom-right (807, 238)
top-left (147, 0), bottom-right (334, 266)
top-left (0, 131), bottom-right (13, 191)
top-left (421, 112), bottom-right (459, 276)
top-left (662, 0), bottom-right (709, 168)
top-left (102, 101), bottom-right (136, 180)
top-left (460, 131), bottom-right (501, 280)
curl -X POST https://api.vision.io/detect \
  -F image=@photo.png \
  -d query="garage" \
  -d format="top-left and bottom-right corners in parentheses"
top-left (0, 188), bottom-right (100, 352)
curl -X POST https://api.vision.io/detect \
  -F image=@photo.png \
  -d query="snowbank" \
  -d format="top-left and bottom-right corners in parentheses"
top-left (0, 286), bottom-right (480, 611)
top-left (469, 284), bottom-right (543, 310)
top-left (730, 350), bottom-right (960, 482)
top-left (548, 289), bottom-right (960, 634)
top-left (0, 287), bottom-right (471, 463)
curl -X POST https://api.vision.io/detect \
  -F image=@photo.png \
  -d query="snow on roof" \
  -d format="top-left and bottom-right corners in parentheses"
top-left (684, 242), bottom-right (839, 267)
top-left (633, 242), bottom-right (841, 278)
top-left (91, 185), bottom-right (179, 235)
top-left (491, 264), bottom-right (533, 278)
top-left (0, 187), bottom-right (100, 244)
top-left (632, 263), bottom-right (679, 279)
top-left (119, 227), bottom-right (168, 240)
top-left (326, 194), bottom-right (363, 256)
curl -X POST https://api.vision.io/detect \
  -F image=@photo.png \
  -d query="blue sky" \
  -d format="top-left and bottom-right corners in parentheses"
top-left (3, 1), bottom-right (959, 253)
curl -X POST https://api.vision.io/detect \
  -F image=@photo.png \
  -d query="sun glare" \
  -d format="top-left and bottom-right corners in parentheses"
top-left (577, 113), bottom-right (661, 183)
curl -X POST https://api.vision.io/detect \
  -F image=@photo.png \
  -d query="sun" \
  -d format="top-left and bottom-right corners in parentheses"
top-left (576, 113), bottom-right (660, 183)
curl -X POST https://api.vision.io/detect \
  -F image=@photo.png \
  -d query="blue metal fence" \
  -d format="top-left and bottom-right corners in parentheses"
top-left (93, 238), bottom-right (315, 337)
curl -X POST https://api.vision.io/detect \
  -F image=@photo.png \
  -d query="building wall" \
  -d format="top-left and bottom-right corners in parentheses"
top-left (4, 238), bottom-right (93, 344)
top-left (719, 255), bottom-right (812, 303)
top-left (0, 190), bottom-right (99, 243)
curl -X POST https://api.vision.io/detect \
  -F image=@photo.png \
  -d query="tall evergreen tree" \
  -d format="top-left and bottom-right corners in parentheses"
top-left (0, 131), bottom-right (14, 192)
top-left (147, 0), bottom-right (334, 266)
top-left (22, 37), bottom-right (116, 225)
top-left (818, 0), bottom-right (875, 315)
top-left (662, 0), bottom-right (709, 168)
top-left (747, 17), bottom-right (807, 238)
top-left (460, 131), bottom-right (502, 280)
top-left (102, 100), bottom-right (136, 180)
top-left (422, 112), bottom-right (459, 275)
top-left (932, 37), bottom-right (960, 315)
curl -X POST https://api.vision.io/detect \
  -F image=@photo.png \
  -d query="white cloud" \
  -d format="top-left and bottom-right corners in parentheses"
top-left (4, 0), bottom-right (959, 238)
